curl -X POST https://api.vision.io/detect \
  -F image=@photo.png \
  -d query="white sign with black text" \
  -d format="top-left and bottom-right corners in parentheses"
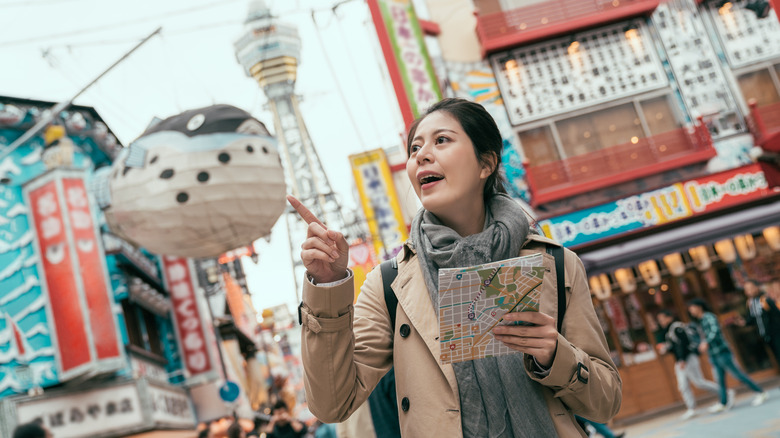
top-left (16, 384), bottom-right (144, 438)
top-left (148, 385), bottom-right (196, 427)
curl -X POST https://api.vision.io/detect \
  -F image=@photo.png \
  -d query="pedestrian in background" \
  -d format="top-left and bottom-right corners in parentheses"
top-left (228, 420), bottom-right (247, 438)
top-left (12, 420), bottom-right (52, 438)
top-left (264, 400), bottom-right (307, 438)
top-left (656, 310), bottom-right (720, 419)
top-left (740, 280), bottom-right (780, 363)
top-left (290, 98), bottom-right (621, 437)
top-left (687, 298), bottom-right (768, 412)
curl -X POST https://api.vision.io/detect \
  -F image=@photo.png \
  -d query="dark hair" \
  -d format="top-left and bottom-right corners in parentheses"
top-left (687, 298), bottom-right (710, 312)
top-left (227, 422), bottom-right (244, 438)
top-left (406, 98), bottom-right (507, 202)
top-left (657, 309), bottom-right (675, 319)
top-left (198, 428), bottom-right (211, 438)
top-left (271, 400), bottom-right (289, 413)
top-left (12, 422), bottom-right (47, 438)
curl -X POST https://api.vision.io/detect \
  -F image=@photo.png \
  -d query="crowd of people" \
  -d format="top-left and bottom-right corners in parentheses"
top-left (656, 279), bottom-right (779, 421)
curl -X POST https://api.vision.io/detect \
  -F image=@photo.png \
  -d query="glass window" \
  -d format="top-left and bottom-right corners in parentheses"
top-left (603, 292), bottom-right (657, 366)
top-left (122, 300), bottom-right (143, 349)
top-left (518, 125), bottom-right (559, 166)
top-left (557, 103), bottom-right (643, 157)
top-left (143, 309), bottom-right (163, 356)
top-left (640, 96), bottom-right (682, 135)
top-left (737, 69), bottom-right (780, 106)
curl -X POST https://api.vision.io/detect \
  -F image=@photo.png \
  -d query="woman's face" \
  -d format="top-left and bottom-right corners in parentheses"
top-left (406, 111), bottom-right (491, 219)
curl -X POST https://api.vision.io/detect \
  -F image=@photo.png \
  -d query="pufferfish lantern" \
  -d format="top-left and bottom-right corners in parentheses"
top-left (96, 104), bottom-right (286, 258)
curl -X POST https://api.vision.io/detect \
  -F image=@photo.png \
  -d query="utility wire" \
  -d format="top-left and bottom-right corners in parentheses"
top-left (0, 0), bottom-right (240, 47)
top-left (332, 4), bottom-right (383, 142)
top-left (0, 0), bottom-right (83, 7)
top-left (310, 9), bottom-right (368, 150)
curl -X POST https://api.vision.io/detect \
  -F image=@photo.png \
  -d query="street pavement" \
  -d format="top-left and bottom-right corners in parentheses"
top-left (616, 383), bottom-right (780, 438)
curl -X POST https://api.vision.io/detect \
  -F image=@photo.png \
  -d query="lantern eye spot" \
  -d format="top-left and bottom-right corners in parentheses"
top-left (149, 155), bottom-right (158, 164)
top-left (160, 169), bottom-right (175, 179)
top-left (262, 146), bottom-right (269, 154)
top-left (122, 167), bottom-right (132, 176)
top-left (197, 171), bottom-right (210, 183)
top-left (176, 192), bottom-right (189, 203)
top-left (246, 145), bottom-right (254, 153)
top-left (0, 177), bottom-right (10, 184)
top-left (218, 152), bottom-right (230, 163)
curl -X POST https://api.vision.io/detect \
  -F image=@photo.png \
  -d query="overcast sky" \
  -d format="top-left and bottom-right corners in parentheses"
top-left (0, 0), bottom-right (409, 315)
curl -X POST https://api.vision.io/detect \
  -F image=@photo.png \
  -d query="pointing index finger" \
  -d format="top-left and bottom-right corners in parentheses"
top-left (287, 195), bottom-right (325, 227)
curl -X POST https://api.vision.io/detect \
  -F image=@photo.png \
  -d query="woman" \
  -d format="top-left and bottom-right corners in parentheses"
top-left (289, 98), bottom-right (621, 437)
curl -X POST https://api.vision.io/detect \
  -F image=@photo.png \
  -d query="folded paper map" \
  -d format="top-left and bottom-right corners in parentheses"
top-left (438, 253), bottom-right (545, 364)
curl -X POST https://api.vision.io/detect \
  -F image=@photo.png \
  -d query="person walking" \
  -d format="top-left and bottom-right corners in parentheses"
top-left (656, 310), bottom-right (720, 419)
top-left (741, 280), bottom-right (780, 362)
top-left (687, 298), bottom-right (769, 412)
top-left (290, 98), bottom-right (622, 437)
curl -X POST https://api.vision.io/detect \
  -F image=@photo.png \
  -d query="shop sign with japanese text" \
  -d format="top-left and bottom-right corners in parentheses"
top-left (368, 0), bottom-right (441, 127)
top-left (541, 164), bottom-right (774, 247)
top-left (24, 171), bottom-right (121, 381)
top-left (16, 383), bottom-right (143, 438)
top-left (350, 148), bottom-right (408, 260)
top-left (162, 256), bottom-right (214, 380)
top-left (147, 384), bottom-right (196, 427)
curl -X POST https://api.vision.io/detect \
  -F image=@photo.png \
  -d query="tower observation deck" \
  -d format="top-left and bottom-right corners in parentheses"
top-left (235, 1), bottom-right (363, 297)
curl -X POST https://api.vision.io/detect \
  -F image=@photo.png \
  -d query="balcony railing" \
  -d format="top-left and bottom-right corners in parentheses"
top-left (525, 123), bottom-right (716, 206)
top-left (476, 0), bottom-right (660, 53)
top-left (746, 99), bottom-right (780, 146)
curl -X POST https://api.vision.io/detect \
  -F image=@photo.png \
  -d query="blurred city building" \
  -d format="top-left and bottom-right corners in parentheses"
top-left (0, 96), bottom-right (205, 437)
top-left (0, 96), bottom-right (291, 438)
top-left (372, 0), bottom-right (780, 421)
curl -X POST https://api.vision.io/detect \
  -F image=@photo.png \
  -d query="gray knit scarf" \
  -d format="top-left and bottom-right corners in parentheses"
top-left (410, 193), bottom-right (558, 438)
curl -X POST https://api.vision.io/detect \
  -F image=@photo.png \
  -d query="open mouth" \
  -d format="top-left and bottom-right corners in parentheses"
top-left (419, 174), bottom-right (444, 186)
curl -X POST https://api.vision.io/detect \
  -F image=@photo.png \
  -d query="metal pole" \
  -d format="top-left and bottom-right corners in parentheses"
top-left (0, 27), bottom-right (162, 161)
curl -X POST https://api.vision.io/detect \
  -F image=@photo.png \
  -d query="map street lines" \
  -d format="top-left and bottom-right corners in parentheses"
top-left (438, 253), bottom-right (545, 364)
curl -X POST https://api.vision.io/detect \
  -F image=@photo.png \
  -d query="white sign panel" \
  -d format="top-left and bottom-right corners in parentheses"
top-left (652, 3), bottom-right (740, 118)
top-left (16, 384), bottom-right (144, 438)
top-left (709, 1), bottom-right (780, 68)
top-left (492, 20), bottom-right (668, 125)
top-left (148, 385), bottom-right (196, 428)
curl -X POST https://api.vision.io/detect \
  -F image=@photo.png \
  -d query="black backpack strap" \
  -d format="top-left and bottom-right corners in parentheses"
top-left (546, 245), bottom-right (566, 333)
top-left (380, 258), bottom-right (399, 330)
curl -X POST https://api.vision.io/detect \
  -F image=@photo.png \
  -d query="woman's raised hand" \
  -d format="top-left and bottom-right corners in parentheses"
top-left (287, 195), bottom-right (349, 284)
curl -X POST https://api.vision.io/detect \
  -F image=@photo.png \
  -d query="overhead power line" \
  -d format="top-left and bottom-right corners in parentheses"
top-left (0, 0), bottom-right (240, 47)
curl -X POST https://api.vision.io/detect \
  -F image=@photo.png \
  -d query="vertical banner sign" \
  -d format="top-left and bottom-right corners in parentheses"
top-left (368, 0), bottom-right (442, 128)
top-left (350, 148), bottom-right (409, 260)
top-left (28, 179), bottom-right (92, 375)
top-left (162, 256), bottom-right (214, 380)
top-left (62, 178), bottom-right (120, 360)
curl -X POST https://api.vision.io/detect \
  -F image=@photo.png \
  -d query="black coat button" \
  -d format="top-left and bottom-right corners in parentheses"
top-left (401, 397), bottom-right (410, 412)
top-left (399, 324), bottom-right (411, 338)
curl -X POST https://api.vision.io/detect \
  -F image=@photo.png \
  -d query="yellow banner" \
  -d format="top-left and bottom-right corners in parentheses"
top-left (349, 148), bottom-right (409, 260)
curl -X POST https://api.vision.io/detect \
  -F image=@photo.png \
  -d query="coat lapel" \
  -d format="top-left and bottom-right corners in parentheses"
top-left (393, 251), bottom-right (459, 396)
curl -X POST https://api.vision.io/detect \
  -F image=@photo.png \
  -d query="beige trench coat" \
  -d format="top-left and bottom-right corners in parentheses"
top-left (299, 234), bottom-right (622, 437)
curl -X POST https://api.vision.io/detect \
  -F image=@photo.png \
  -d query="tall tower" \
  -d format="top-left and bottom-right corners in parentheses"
top-left (235, 1), bottom-right (361, 297)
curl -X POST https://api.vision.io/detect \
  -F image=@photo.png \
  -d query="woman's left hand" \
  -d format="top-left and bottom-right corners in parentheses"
top-left (492, 311), bottom-right (558, 368)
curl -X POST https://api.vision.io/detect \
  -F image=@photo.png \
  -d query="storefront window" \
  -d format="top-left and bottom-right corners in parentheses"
top-left (122, 300), bottom-right (165, 358)
top-left (518, 125), bottom-right (559, 166)
top-left (557, 103), bottom-right (644, 157)
top-left (640, 95), bottom-right (682, 135)
top-left (737, 68), bottom-right (780, 106)
top-left (602, 291), bottom-right (657, 366)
